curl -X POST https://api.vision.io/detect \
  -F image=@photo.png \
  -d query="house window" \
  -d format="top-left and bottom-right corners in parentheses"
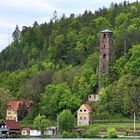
top-left (84, 110), bottom-right (86, 112)
top-left (84, 117), bottom-right (86, 120)
top-left (80, 117), bottom-right (82, 120)
top-left (80, 110), bottom-right (82, 112)
top-left (103, 54), bottom-right (106, 58)
top-left (104, 45), bottom-right (105, 48)
top-left (4, 125), bottom-right (7, 128)
top-left (8, 111), bottom-right (11, 115)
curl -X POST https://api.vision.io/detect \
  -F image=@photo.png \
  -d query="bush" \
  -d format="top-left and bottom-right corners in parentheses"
top-left (62, 131), bottom-right (79, 138)
top-left (125, 128), bottom-right (131, 136)
top-left (107, 128), bottom-right (118, 138)
top-left (82, 127), bottom-right (99, 138)
top-left (8, 132), bottom-right (21, 138)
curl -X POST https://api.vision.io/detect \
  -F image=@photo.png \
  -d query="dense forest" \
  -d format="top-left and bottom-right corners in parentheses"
top-left (0, 1), bottom-right (140, 121)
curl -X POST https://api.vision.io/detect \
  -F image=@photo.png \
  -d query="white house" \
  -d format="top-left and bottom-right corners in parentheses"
top-left (77, 103), bottom-right (93, 126)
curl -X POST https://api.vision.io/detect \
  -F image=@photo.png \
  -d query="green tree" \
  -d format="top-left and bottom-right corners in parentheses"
top-left (0, 88), bottom-right (13, 119)
top-left (57, 109), bottom-right (75, 132)
top-left (12, 24), bottom-right (20, 42)
top-left (33, 114), bottom-right (51, 135)
top-left (39, 83), bottom-right (81, 119)
top-left (123, 44), bottom-right (140, 76)
top-left (18, 101), bottom-right (28, 121)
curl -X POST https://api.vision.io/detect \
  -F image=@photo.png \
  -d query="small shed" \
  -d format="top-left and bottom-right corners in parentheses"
top-left (21, 128), bottom-right (30, 136)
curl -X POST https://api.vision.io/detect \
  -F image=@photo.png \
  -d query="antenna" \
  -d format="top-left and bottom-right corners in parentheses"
top-left (52, 10), bottom-right (58, 22)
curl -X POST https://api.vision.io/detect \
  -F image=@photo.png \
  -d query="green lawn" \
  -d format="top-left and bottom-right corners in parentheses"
top-left (78, 122), bottom-right (140, 136)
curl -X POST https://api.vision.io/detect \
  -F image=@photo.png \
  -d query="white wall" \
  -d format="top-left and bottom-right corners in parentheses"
top-left (30, 129), bottom-right (41, 136)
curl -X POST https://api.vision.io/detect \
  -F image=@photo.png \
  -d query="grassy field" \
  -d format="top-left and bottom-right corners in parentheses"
top-left (79, 122), bottom-right (140, 136)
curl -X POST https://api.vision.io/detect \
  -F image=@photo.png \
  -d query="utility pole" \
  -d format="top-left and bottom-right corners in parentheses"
top-left (134, 112), bottom-right (136, 135)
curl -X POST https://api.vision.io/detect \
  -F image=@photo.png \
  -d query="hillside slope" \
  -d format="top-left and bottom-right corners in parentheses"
top-left (0, 1), bottom-right (140, 120)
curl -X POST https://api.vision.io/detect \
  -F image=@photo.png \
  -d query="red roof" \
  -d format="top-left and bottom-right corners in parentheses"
top-left (8, 101), bottom-right (22, 110)
top-left (83, 103), bottom-right (93, 112)
top-left (8, 100), bottom-right (32, 110)
top-left (4, 120), bottom-right (21, 129)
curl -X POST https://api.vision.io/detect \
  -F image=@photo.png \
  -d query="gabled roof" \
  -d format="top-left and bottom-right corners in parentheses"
top-left (8, 100), bottom-right (32, 110)
top-left (101, 29), bottom-right (112, 33)
top-left (8, 101), bottom-right (22, 110)
top-left (83, 103), bottom-right (93, 112)
top-left (3, 120), bottom-right (21, 129)
top-left (78, 103), bottom-right (93, 112)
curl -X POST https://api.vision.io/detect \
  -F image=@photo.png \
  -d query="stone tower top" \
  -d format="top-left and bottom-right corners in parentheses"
top-left (101, 29), bottom-right (112, 33)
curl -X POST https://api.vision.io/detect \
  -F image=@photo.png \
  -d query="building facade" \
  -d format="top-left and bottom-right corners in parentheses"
top-left (77, 104), bottom-right (92, 126)
top-left (6, 100), bottom-right (32, 122)
top-left (0, 120), bottom-right (21, 136)
top-left (99, 29), bottom-right (113, 90)
top-left (88, 94), bottom-right (99, 102)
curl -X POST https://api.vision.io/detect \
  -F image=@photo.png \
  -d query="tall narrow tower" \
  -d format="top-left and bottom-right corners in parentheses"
top-left (99, 29), bottom-right (113, 90)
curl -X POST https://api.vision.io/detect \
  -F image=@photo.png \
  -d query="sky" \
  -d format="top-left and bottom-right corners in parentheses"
top-left (0, 0), bottom-right (138, 52)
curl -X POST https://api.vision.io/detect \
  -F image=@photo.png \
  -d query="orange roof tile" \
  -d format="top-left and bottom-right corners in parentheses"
top-left (83, 103), bottom-right (93, 112)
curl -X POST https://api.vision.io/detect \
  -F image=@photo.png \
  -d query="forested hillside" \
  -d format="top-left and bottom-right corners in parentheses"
top-left (0, 1), bottom-right (140, 120)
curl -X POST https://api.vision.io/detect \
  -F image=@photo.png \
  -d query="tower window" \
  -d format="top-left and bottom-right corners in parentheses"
top-left (103, 54), bottom-right (106, 58)
top-left (103, 34), bottom-right (106, 38)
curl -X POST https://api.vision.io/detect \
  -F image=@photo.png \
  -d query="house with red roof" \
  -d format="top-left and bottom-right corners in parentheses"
top-left (0, 120), bottom-right (21, 136)
top-left (77, 103), bottom-right (93, 126)
top-left (6, 100), bottom-right (32, 122)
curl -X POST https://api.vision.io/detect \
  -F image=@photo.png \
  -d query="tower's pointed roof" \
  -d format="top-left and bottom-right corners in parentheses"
top-left (101, 29), bottom-right (112, 33)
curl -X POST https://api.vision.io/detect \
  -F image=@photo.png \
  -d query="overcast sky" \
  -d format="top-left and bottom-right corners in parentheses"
top-left (0, 0), bottom-right (137, 52)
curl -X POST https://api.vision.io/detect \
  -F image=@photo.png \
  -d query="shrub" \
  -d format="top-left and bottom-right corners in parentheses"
top-left (107, 128), bottom-right (118, 138)
top-left (62, 131), bottom-right (79, 138)
top-left (125, 128), bottom-right (131, 136)
top-left (8, 132), bottom-right (21, 138)
top-left (82, 127), bottom-right (99, 138)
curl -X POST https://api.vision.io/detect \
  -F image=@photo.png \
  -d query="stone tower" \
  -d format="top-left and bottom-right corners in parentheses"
top-left (99, 29), bottom-right (113, 90)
